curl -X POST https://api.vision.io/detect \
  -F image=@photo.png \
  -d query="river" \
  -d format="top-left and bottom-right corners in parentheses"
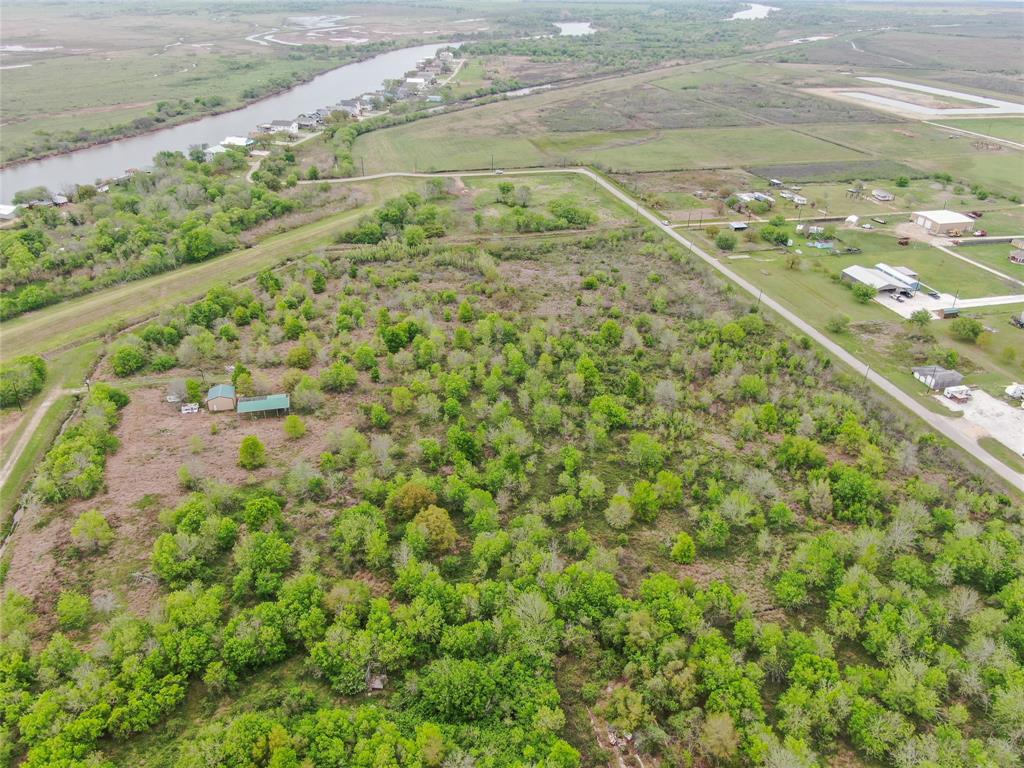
top-left (0, 42), bottom-right (451, 202)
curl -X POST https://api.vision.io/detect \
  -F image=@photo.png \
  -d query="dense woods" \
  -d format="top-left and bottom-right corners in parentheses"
top-left (3, 218), bottom-right (1020, 767)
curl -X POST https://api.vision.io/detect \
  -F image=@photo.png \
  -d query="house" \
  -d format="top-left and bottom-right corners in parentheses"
top-left (296, 115), bottom-right (318, 130)
top-left (779, 190), bottom-right (795, 200)
top-left (221, 136), bottom-right (253, 148)
top-left (768, 178), bottom-right (783, 187)
top-left (203, 145), bottom-right (228, 162)
top-left (0, 204), bottom-right (21, 221)
top-left (261, 120), bottom-right (299, 133)
top-left (338, 98), bottom-right (363, 116)
top-left (735, 192), bottom-right (756, 203)
top-left (792, 195), bottom-right (808, 205)
top-left (752, 192), bottom-right (775, 204)
top-left (841, 265), bottom-right (911, 295)
top-left (874, 263), bottom-right (920, 291)
top-left (872, 189), bottom-right (894, 202)
top-left (439, 50), bottom-right (454, 62)
top-left (51, 194), bottom-right (70, 206)
top-left (913, 366), bottom-right (964, 391)
top-left (912, 209), bottom-right (974, 235)
top-left (206, 384), bottom-right (236, 412)
top-left (237, 393), bottom-right (290, 418)
top-left (405, 77), bottom-right (426, 90)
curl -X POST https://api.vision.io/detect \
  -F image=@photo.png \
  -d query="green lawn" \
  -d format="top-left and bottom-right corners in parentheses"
top-left (953, 243), bottom-right (1024, 276)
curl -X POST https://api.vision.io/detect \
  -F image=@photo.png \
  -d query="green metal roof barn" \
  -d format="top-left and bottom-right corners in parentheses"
top-left (237, 394), bottom-right (290, 417)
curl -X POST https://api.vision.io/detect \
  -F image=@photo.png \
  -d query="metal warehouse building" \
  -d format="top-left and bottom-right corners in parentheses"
top-left (912, 209), bottom-right (974, 235)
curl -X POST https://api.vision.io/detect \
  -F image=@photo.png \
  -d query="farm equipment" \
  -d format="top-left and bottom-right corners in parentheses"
top-left (897, 237), bottom-right (910, 246)
top-left (1012, 312), bottom-right (1024, 329)
top-left (871, 217), bottom-right (887, 225)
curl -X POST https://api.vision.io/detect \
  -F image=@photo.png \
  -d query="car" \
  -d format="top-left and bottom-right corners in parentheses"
top-left (972, 229), bottom-right (988, 237)
top-left (928, 290), bottom-right (940, 299)
top-left (661, 219), bottom-right (671, 226)
top-left (861, 223), bottom-right (873, 230)
top-left (494, 169), bottom-right (504, 175)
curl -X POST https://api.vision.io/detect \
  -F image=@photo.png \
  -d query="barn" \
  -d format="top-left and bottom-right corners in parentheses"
top-left (237, 393), bottom-right (290, 418)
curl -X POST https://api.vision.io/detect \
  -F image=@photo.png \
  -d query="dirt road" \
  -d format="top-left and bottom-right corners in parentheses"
top-left (0, 387), bottom-right (81, 487)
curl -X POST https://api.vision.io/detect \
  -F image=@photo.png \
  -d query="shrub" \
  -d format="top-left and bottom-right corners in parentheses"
top-left (826, 314), bottom-right (850, 334)
top-left (70, 509), bottom-right (114, 552)
top-left (110, 344), bottom-right (147, 377)
top-left (715, 232), bottom-right (737, 251)
top-left (949, 317), bottom-right (983, 343)
top-left (239, 435), bottom-right (267, 470)
top-left (283, 415), bottom-right (306, 440)
top-left (851, 284), bottom-right (878, 304)
top-left (321, 361), bottom-right (358, 391)
top-left (56, 591), bottom-right (91, 630)
top-left (670, 531), bottom-right (696, 564)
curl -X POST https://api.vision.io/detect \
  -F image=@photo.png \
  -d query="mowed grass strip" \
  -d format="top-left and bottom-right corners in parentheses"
top-left (0, 179), bottom-right (404, 360)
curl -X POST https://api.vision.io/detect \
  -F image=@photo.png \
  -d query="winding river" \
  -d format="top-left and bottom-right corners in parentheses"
top-left (0, 42), bottom-right (451, 202)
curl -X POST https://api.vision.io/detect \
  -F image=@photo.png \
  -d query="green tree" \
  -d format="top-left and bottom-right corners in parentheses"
top-left (671, 531), bottom-right (696, 564)
top-left (715, 232), bottom-right (738, 251)
top-left (238, 435), bottom-right (267, 470)
top-left (851, 284), bottom-right (878, 304)
top-left (410, 505), bottom-right (458, 555)
top-left (949, 316), bottom-right (983, 343)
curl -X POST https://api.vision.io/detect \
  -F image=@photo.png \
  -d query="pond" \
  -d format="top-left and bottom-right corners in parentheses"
top-left (554, 22), bottom-right (595, 36)
top-left (727, 4), bottom-right (780, 21)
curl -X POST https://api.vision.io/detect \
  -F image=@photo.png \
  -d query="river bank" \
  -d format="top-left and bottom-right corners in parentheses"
top-left (0, 41), bottom-right (453, 200)
top-left (0, 45), bottom-right (402, 171)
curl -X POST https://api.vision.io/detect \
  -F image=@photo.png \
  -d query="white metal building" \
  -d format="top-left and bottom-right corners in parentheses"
top-left (912, 209), bottom-right (974, 235)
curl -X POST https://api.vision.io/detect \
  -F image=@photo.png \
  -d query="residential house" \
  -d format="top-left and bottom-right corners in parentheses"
top-left (0, 204), bottom-right (21, 221)
top-left (203, 145), bottom-right (228, 162)
top-left (260, 120), bottom-right (299, 133)
top-left (912, 366), bottom-right (964, 391)
top-left (872, 189), bottom-right (894, 202)
top-left (206, 384), bottom-right (237, 412)
top-left (296, 115), bottom-right (318, 130)
top-left (221, 136), bottom-right (254, 148)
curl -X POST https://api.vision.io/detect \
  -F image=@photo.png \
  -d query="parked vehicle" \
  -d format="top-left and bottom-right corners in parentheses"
top-left (972, 229), bottom-right (988, 237)
top-left (871, 217), bottom-right (887, 225)
top-left (897, 237), bottom-right (910, 246)
top-left (967, 211), bottom-right (983, 219)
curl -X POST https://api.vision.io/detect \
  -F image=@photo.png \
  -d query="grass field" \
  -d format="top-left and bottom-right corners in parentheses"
top-left (933, 118), bottom-right (1024, 144)
top-left (954, 243), bottom-right (1024, 275)
top-left (0, 177), bottom-right (407, 360)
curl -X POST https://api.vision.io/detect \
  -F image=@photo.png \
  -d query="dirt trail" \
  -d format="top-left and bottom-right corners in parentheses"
top-left (0, 387), bottom-right (81, 487)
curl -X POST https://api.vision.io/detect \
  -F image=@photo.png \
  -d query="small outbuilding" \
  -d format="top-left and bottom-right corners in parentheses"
top-left (872, 189), bottom-right (894, 202)
top-left (913, 365), bottom-right (964, 391)
top-left (728, 221), bottom-right (748, 231)
top-left (206, 384), bottom-right (237, 412)
top-left (237, 393), bottom-right (290, 418)
top-left (204, 145), bottom-right (228, 162)
top-left (221, 136), bottom-right (253, 148)
top-left (912, 209), bottom-right (974, 235)
top-left (0, 204), bottom-right (21, 221)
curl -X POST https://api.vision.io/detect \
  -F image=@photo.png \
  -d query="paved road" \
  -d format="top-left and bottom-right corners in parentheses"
top-left (307, 168), bottom-right (1024, 490)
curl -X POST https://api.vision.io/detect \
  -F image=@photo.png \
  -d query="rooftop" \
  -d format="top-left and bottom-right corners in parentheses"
top-left (237, 393), bottom-right (290, 414)
top-left (914, 209), bottom-right (974, 225)
top-left (207, 384), bottom-right (236, 400)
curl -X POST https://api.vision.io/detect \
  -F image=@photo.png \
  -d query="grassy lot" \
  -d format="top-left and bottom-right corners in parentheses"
top-left (356, 122), bottom-right (866, 175)
top-left (954, 243), bottom-right (1024, 276)
top-left (0, 342), bottom-right (102, 527)
top-left (933, 118), bottom-right (1024, 144)
top-left (0, 178), bottom-right (406, 360)
top-left (807, 122), bottom-right (1024, 194)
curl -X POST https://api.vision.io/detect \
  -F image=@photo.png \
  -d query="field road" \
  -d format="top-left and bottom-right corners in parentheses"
top-left (3, 167), bottom-right (1020, 492)
top-left (307, 168), bottom-right (1024, 490)
top-left (0, 387), bottom-right (81, 487)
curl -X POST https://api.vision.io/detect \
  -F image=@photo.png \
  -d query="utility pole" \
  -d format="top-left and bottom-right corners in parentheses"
top-left (360, 157), bottom-right (365, 176)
